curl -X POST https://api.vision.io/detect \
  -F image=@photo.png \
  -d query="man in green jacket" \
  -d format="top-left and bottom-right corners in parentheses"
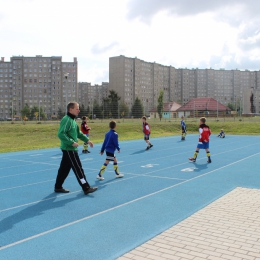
top-left (54, 102), bottom-right (98, 195)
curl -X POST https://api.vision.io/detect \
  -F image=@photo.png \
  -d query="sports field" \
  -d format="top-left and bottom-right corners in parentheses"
top-left (0, 134), bottom-right (259, 259)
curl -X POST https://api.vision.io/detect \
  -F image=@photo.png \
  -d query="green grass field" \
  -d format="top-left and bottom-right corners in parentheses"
top-left (1, 117), bottom-right (260, 153)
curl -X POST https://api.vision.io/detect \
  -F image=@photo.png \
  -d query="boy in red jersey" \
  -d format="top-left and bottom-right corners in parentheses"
top-left (81, 116), bottom-right (91, 153)
top-left (189, 117), bottom-right (212, 163)
top-left (142, 116), bottom-right (153, 150)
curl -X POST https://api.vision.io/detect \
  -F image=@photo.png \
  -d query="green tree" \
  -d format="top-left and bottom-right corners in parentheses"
top-left (157, 90), bottom-right (164, 121)
top-left (30, 106), bottom-right (39, 120)
top-left (78, 104), bottom-right (87, 118)
top-left (227, 103), bottom-right (235, 111)
top-left (108, 90), bottom-right (121, 118)
top-left (21, 104), bottom-right (30, 119)
top-left (93, 100), bottom-right (102, 118)
top-left (131, 97), bottom-right (144, 118)
top-left (102, 98), bottom-right (110, 118)
top-left (120, 102), bottom-right (130, 118)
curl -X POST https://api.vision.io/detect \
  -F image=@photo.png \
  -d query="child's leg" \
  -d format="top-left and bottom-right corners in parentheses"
top-left (83, 142), bottom-right (88, 151)
top-left (113, 157), bottom-right (119, 175)
top-left (206, 148), bottom-right (211, 162)
top-left (98, 159), bottom-right (109, 177)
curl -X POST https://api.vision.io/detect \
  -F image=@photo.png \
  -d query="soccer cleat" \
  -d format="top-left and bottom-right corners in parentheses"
top-left (189, 158), bottom-right (196, 162)
top-left (87, 150), bottom-right (91, 153)
top-left (115, 173), bottom-right (124, 178)
top-left (96, 174), bottom-right (104, 180)
top-left (207, 158), bottom-right (212, 163)
top-left (82, 150), bottom-right (87, 154)
top-left (149, 144), bottom-right (153, 149)
top-left (84, 186), bottom-right (98, 195)
top-left (145, 146), bottom-right (150, 150)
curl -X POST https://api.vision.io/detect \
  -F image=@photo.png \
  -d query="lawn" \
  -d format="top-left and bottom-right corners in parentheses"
top-left (0, 117), bottom-right (260, 153)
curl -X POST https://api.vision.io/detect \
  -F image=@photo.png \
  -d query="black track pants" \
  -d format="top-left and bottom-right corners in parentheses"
top-left (55, 150), bottom-right (90, 191)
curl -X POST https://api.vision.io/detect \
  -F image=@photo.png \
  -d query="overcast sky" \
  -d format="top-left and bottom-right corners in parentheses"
top-left (1, 0), bottom-right (260, 83)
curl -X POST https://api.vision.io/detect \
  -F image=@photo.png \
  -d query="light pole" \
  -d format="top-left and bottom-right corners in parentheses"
top-left (64, 73), bottom-right (69, 115)
top-left (39, 100), bottom-right (41, 121)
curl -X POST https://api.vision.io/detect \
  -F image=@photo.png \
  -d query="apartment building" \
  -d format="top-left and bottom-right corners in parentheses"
top-left (109, 55), bottom-right (260, 114)
top-left (0, 55), bottom-right (78, 119)
top-left (78, 82), bottom-right (108, 108)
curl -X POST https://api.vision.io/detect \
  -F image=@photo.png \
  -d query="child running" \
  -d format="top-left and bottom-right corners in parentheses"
top-left (181, 116), bottom-right (187, 140)
top-left (97, 120), bottom-right (124, 180)
top-left (142, 116), bottom-right (153, 150)
top-left (189, 117), bottom-right (212, 163)
top-left (81, 116), bottom-right (91, 153)
top-left (217, 129), bottom-right (225, 138)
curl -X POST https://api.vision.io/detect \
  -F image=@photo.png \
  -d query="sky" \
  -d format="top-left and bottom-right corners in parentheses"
top-left (1, 0), bottom-right (260, 84)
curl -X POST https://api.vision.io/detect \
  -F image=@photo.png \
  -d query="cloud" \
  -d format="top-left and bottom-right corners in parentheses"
top-left (91, 42), bottom-right (120, 55)
top-left (126, 0), bottom-right (260, 25)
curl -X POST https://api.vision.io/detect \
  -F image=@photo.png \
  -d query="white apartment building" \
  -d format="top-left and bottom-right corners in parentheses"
top-left (109, 55), bottom-right (260, 114)
top-left (0, 55), bottom-right (78, 119)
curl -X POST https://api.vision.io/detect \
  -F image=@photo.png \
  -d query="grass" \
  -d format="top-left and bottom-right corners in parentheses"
top-left (1, 117), bottom-right (260, 153)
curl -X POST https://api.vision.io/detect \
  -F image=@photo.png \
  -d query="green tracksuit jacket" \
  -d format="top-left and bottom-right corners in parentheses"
top-left (58, 113), bottom-right (89, 151)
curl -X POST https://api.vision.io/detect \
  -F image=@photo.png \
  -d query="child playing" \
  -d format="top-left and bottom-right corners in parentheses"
top-left (142, 116), bottom-right (153, 150)
top-left (81, 116), bottom-right (91, 153)
top-left (181, 116), bottom-right (187, 140)
top-left (217, 129), bottom-right (225, 138)
top-left (189, 117), bottom-right (212, 163)
top-left (97, 120), bottom-right (124, 180)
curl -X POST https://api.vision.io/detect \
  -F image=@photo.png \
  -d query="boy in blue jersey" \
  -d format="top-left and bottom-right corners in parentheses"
top-left (181, 116), bottom-right (187, 140)
top-left (97, 121), bottom-right (124, 180)
top-left (217, 129), bottom-right (225, 138)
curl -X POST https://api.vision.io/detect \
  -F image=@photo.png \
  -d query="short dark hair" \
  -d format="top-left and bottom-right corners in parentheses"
top-left (82, 116), bottom-right (88, 120)
top-left (67, 102), bottom-right (78, 111)
top-left (142, 116), bottom-right (147, 120)
top-left (109, 120), bottom-right (116, 129)
top-left (200, 117), bottom-right (206, 123)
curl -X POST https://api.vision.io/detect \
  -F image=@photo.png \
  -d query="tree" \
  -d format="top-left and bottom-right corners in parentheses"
top-left (93, 100), bottom-right (102, 118)
top-left (30, 106), bottom-right (39, 120)
top-left (120, 102), bottom-right (130, 118)
top-left (157, 90), bottom-right (164, 121)
top-left (227, 103), bottom-right (235, 111)
top-left (21, 104), bottom-right (30, 119)
top-left (78, 104), bottom-right (87, 118)
top-left (131, 97), bottom-right (144, 118)
top-left (108, 90), bottom-right (121, 118)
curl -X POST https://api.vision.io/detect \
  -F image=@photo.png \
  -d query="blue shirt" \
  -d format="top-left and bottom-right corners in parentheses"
top-left (101, 129), bottom-right (120, 154)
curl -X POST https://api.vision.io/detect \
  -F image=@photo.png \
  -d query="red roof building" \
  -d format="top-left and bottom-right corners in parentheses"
top-left (177, 98), bottom-right (231, 117)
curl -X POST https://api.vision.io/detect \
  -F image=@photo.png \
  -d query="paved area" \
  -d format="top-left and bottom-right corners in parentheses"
top-left (118, 187), bottom-right (260, 260)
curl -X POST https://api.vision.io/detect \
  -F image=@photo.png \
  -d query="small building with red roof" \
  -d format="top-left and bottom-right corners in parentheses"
top-left (176, 98), bottom-right (231, 117)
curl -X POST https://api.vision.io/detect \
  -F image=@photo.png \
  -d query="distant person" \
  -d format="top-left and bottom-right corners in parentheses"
top-left (217, 129), bottom-right (225, 138)
top-left (81, 116), bottom-right (91, 153)
top-left (97, 120), bottom-right (124, 180)
top-left (54, 102), bottom-right (97, 195)
top-left (180, 116), bottom-right (187, 140)
top-left (142, 116), bottom-right (153, 150)
top-left (189, 117), bottom-right (212, 163)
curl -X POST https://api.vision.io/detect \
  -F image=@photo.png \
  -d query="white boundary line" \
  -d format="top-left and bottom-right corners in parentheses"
top-left (1, 151), bottom-right (260, 251)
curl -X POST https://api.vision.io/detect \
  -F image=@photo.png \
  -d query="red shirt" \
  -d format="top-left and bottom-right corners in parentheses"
top-left (81, 121), bottom-right (90, 134)
top-left (198, 124), bottom-right (211, 142)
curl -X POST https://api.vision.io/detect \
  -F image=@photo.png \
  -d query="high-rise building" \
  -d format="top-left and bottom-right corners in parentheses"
top-left (0, 55), bottom-right (78, 119)
top-left (109, 55), bottom-right (260, 114)
top-left (78, 82), bottom-right (108, 108)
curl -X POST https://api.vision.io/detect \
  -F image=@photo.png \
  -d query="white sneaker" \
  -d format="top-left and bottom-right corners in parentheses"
top-left (96, 174), bottom-right (104, 180)
top-left (115, 173), bottom-right (124, 178)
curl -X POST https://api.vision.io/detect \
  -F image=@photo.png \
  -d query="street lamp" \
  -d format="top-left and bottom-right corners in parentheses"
top-left (64, 73), bottom-right (69, 115)
top-left (39, 100), bottom-right (42, 121)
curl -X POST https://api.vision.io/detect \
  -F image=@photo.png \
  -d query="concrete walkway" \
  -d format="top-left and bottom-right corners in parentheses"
top-left (118, 187), bottom-right (260, 260)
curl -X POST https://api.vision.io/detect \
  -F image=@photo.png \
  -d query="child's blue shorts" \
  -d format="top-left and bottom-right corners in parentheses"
top-left (197, 142), bottom-right (209, 149)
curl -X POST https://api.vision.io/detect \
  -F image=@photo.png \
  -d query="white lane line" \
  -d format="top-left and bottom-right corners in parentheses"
top-left (29, 154), bottom-right (43, 157)
top-left (1, 151), bottom-right (260, 251)
top-left (0, 168), bottom-right (57, 179)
